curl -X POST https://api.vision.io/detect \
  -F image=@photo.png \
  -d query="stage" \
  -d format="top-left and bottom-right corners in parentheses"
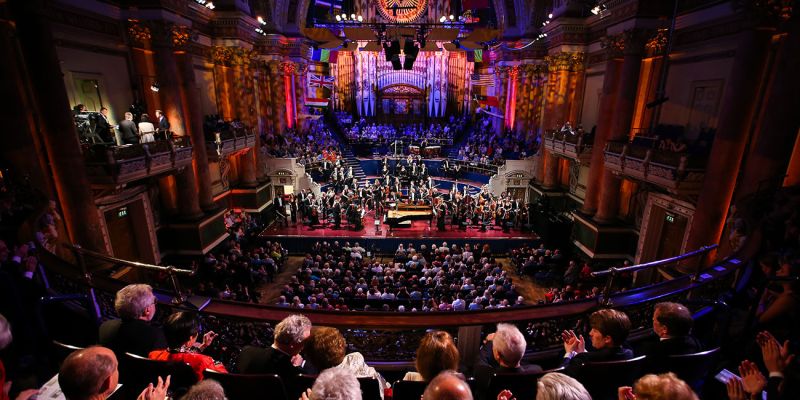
top-left (259, 213), bottom-right (540, 253)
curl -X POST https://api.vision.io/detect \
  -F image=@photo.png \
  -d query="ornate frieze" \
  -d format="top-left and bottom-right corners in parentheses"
top-left (544, 52), bottom-right (585, 72)
top-left (127, 19), bottom-right (152, 45)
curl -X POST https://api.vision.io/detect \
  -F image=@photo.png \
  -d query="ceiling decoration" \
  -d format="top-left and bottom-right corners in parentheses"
top-left (376, 0), bottom-right (428, 23)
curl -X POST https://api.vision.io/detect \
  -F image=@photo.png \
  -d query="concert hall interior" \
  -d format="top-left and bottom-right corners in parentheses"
top-left (1, 0), bottom-right (799, 399)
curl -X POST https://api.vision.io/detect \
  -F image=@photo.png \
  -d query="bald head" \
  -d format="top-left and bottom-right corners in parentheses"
top-left (423, 371), bottom-right (473, 400)
top-left (59, 346), bottom-right (118, 400)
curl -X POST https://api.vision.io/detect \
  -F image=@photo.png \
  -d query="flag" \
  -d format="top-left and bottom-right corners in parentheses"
top-left (475, 95), bottom-right (499, 107)
top-left (311, 49), bottom-right (339, 63)
top-left (473, 49), bottom-right (483, 62)
top-left (308, 73), bottom-right (335, 89)
top-left (462, 0), bottom-right (490, 9)
top-left (305, 97), bottom-right (330, 107)
top-left (471, 73), bottom-right (494, 86)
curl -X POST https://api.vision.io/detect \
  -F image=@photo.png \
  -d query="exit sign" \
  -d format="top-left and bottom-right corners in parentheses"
top-left (665, 214), bottom-right (675, 223)
top-left (118, 207), bottom-right (128, 218)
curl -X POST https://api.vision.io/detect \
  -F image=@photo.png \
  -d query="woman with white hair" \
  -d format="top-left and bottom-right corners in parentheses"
top-left (536, 372), bottom-right (591, 400)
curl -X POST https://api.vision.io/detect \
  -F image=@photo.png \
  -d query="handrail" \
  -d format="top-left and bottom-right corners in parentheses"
top-left (68, 243), bottom-right (193, 305)
top-left (592, 244), bottom-right (718, 306)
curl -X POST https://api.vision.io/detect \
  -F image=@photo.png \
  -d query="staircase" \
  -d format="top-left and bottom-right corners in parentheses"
top-left (341, 146), bottom-right (368, 185)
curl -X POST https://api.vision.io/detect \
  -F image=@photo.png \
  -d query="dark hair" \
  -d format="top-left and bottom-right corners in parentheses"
top-left (415, 330), bottom-right (460, 381)
top-left (589, 309), bottom-right (631, 346)
top-left (140, 113), bottom-right (150, 123)
top-left (164, 311), bottom-right (199, 349)
top-left (654, 302), bottom-right (693, 337)
top-left (100, 107), bottom-right (108, 112)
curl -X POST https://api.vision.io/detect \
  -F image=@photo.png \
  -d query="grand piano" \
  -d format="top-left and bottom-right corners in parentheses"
top-left (386, 203), bottom-right (433, 229)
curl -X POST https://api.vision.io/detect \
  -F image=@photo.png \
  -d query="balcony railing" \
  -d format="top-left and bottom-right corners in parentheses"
top-left (84, 136), bottom-right (193, 185)
top-left (604, 140), bottom-right (706, 194)
top-left (543, 131), bottom-right (593, 164)
top-left (206, 128), bottom-right (256, 160)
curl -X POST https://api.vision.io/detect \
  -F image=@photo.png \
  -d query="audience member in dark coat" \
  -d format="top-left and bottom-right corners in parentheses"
top-left (237, 314), bottom-right (313, 380)
top-left (641, 302), bottom-right (703, 368)
top-left (473, 323), bottom-right (543, 399)
top-left (561, 309), bottom-right (634, 379)
top-left (98, 284), bottom-right (166, 357)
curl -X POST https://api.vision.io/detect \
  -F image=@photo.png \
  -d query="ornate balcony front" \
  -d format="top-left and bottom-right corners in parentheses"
top-left (206, 128), bottom-right (256, 161)
top-left (543, 131), bottom-right (593, 164)
top-left (84, 136), bottom-right (194, 186)
top-left (604, 141), bottom-right (706, 194)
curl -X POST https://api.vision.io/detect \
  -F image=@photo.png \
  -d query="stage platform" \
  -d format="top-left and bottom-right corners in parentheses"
top-left (259, 214), bottom-right (540, 253)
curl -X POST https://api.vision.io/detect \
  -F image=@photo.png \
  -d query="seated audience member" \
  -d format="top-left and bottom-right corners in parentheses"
top-left (534, 372), bottom-right (591, 400)
top-left (99, 284), bottom-right (167, 357)
top-left (404, 331), bottom-right (460, 382)
top-left (302, 368), bottom-right (362, 400)
top-left (59, 346), bottom-right (170, 400)
top-left (237, 314), bottom-right (313, 378)
top-left (148, 311), bottom-right (227, 380)
top-left (423, 370), bottom-right (473, 400)
top-left (619, 372), bottom-right (698, 400)
top-left (757, 330), bottom-right (798, 400)
top-left (474, 323), bottom-right (542, 395)
top-left (561, 309), bottom-right (634, 378)
top-left (756, 259), bottom-right (800, 340)
top-left (642, 302), bottom-right (702, 363)
top-left (303, 327), bottom-right (389, 393)
top-left (180, 380), bottom-right (226, 400)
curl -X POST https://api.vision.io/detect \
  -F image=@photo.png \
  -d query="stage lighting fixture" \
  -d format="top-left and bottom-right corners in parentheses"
top-left (403, 40), bottom-right (419, 70)
top-left (384, 40), bottom-right (400, 62)
top-left (336, 15), bottom-right (341, 21)
top-left (391, 55), bottom-right (402, 70)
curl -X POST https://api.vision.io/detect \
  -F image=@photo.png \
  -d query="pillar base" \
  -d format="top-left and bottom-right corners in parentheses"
top-left (158, 208), bottom-right (229, 256)
top-left (230, 182), bottom-right (272, 212)
top-left (571, 211), bottom-right (637, 261)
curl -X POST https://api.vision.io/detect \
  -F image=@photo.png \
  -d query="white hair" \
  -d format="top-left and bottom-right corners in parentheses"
top-left (493, 323), bottom-right (526, 367)
top-left (0, 314), bottom-right (11, 350)
top-left (536, 372), bottom-right (591, 400)
top-left (181, 379), bottom-right (226, 400)
top-left (114, 284), bottom-right (155, 319)
top-left (274, 314), bottom-right (312, 345)
top-left (312, 368), bottom-right (362, 400)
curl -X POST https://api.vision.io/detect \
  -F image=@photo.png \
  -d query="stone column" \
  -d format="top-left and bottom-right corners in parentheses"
top-left (151, 22), bottom-right (188, 137)
top-left (174, 32), bottom-right (215, 212)
top-left (496, 67), bottom-right (509, 134)
top-left (684, 27), bottom-right (774, 253)
top-left (507, 66), bottom-right (519, 130)
top-left (294, 62), bottom-right (307, 130)
top-left (594, 30), bottom-right (647, 223)
top-left (283, 61), bottom-right (297, 128)
top-left (175, 166), bottom-right (203, 220)
top-left (540, 52), bottom-right (582, 189)
top-left (269, 61), bottom-right (287, 132)
top-left (735, 16), bottom-right (800, 202)
top-left (7, 0), bottom-right (105, 251)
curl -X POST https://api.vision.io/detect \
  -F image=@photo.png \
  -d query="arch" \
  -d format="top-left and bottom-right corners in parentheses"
top-left (380, 84), bottom-right (424, 95)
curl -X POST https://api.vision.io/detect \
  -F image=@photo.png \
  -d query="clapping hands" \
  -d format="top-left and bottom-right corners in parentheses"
top-left (561, 330), bottom-right (586, 354)
top-left (137, 375), bottom-right (171, 400)
top-left (757, 331), bottom-right (795, 374)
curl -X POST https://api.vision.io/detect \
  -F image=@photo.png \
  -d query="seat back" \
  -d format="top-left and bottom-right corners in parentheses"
top-left (487, 368), bottom-right (558, 400)
top-left (393, 380), bottom-right (427, 400)
top-left (121, 352), bottom-right (197, 397)
top-left (664, 348), bottom-right (721, 392)
top-left (50, 340), bottom-right (84, 368)
top-left (203, 370), bottom-right (288, 400)
top-left (580, 355), bottom-right (647, 400)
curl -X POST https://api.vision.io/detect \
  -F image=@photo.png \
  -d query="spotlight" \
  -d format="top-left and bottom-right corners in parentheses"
top-left (357, 15), bottom-right (363, 22)
top-left (150, 83), bottom-right (160, 92)
top-left (440, 16), bottom-right (446, 22)
top-left (351, 13), bottom-right (356, 20)
top-left (336, 15), bottom-right (341, 21)
top-left (449, 15), bottom-right (454, 20)
top-left (548, 13), bottom-right (553, 18)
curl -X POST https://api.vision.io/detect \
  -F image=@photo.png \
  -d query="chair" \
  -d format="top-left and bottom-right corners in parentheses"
top-left (580, 355), bottom-right (647, 400)
top-left (393, 380), bottom-right (427, 400)
top-left (663, 347), bottom-right (721, 392)
top-left (50, 340), bottom-right (84, 372)
top-left (121, 352), bottom-right (197, 397)
top-left (204, 370), bottom-right (288, 400)
top-left (487, 367), bottom-right (560, 400)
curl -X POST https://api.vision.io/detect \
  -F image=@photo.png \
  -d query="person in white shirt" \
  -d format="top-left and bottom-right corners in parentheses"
top-left (138, 114), bottom-right (156, 143)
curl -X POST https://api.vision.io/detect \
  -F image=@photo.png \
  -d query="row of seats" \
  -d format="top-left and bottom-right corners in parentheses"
top-left (53, 340), bottom-right (722, 400)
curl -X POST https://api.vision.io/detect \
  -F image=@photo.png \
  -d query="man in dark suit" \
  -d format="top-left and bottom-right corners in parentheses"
top-left (473, 323), bottom-right (542, 398)
top-left (561, 309), bottom-right (634, 378)
top-left (237, 314), bottom-right (314, 380)
top-left (95, 107), bottom-right (115, 143)
top-left (118, 112), bottom-right (139, 145)
top-left (98, 284), bottom-right (166, 357)
top-left (641, 302), bottom-right (702, 362)
top-left (156, 110), bottom-right (169, 139)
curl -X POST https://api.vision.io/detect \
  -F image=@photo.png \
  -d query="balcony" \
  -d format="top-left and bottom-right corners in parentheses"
top-left (84, 136), bottom-right (194, 186)
top-left (543, 131), bottom-right (593, 164)
top-left (206, 128), bottom-right (256, 161)
top-left (604, 141), bottom-right (706, 194)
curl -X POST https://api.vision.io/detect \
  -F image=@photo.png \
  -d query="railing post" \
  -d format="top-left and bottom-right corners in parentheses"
top-left (71, 244), bottom-right (102, 326)
top-left (600, 267), bottom-right (617, 307)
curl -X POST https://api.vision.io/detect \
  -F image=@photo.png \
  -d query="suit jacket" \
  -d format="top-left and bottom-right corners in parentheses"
top-left (99, 318), bottom-right (167, 358)
top-left (561, 346), bottom-right (634, 379)
top-left (158, 116), bottom-right (170, 131)
top-left (95, 115), bottom-right (114, 142)
top-left (472, 341), bottom-right (543, 399)
top-left (237, 346), bottom-right (306, 380)
top-left (642, 335), bottom-right (702, 360)
top-left (119, 120), bottom-right (139, 144)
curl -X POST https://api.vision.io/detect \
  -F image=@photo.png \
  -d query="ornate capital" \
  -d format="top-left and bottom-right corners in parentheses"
top-left (282, 61), bottom-right (296, 75)
top-left (645, 29), bottom-right (669, 57)
top-left (735, 0), bottom-right (794, 26)
top-left (231, 48), bottom-right (258, 66)
top-left (171, 25), bottom-right (192, 48)
top-left (127, 19), bottom-right (152, 46)
top-left (602, 29), bottom-right (651, 58)
top-left (212, 46), bottom-right (235, 66)
top-left (509, 66), bottom-right (519, 80)
top-left (544, 52), bottom-right (585, 72)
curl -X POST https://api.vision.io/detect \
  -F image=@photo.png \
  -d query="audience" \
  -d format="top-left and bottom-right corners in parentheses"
top-left (619, 372), bottom-right (698, 400)
top-left (404, 331), bottom-right (460, 382)
top-left (641, 302), bottom-right (702, 364)
top-left (474, 323), bottom-right (542, 395)
top-left (148, 311), bottom-right (227, 380)
top-left (99, 284), bottom-right (167, 358)
top-left (237, 314), bottom-right (314, 379)
top-left (303, 327), bottom-right (389, 394)
top-left (535, 372), bottom-right (591, 400)
top-left (561, 309), bottom-right (634, 378)
top-left (180, 380), bottom-right (226, 400)
top-left (303, 367), bottom-right (362, 400)
top-left (422, 370), bottom-right (473, 400)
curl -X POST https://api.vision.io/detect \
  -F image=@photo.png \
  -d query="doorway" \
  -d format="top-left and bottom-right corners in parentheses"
top-left (104, 205), bottom-right (141, 262)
